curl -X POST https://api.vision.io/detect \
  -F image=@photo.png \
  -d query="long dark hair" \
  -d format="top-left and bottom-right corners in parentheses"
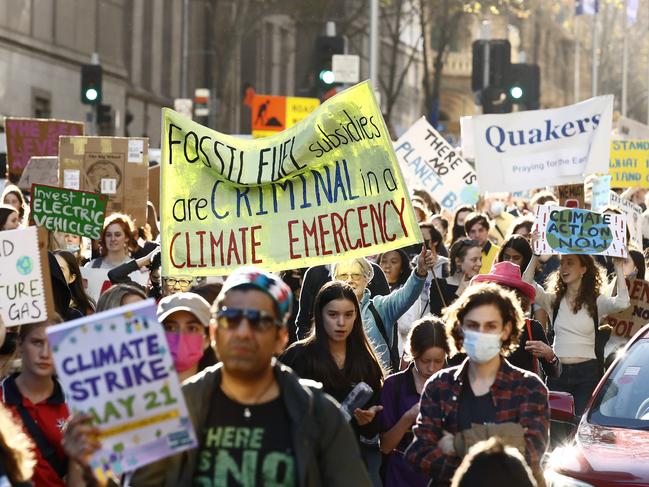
top-left (0, 204), bottom-right (18, 230)
top-left (301, 281), bottom-right (383, 392)
top-left (53, 250), bottom-right (96, 314)
top-left (377, 249), bottom-right (411, 290)
top-left (449, 238), bottom-right (481, 275)
top-left (497, 235), bottom-right (533, 275)
top-left (547, 254), bottom-right (606, 318)
top-left (451, 205), bottom-right (474, 245)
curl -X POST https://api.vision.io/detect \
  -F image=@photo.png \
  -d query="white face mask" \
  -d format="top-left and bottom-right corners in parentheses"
top-left (463, 329), bottom-right (502, 364)
top-left (490, 201), bottom-right (505, 217)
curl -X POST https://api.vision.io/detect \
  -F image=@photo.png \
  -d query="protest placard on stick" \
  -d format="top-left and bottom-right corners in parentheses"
top-left (30, 184), bottom-right (108, 240)
top-left (533, 205), bottom-right (627, 257)
top-left (47, 299), bottom-right (197, 480)
top-left (590, 174), bottom-right (611, 212)
top-left (557, 184), bottom-right (585, 208)
top-left (394, 117), bottom-right (478, 210)
top-left (5, 118), bottom-right (83, 182)
top-left (161, 80), bottom-right (421, 277)
top-left (0, 227), bottom-right (55, 326)
top-left (471, 95), bottom-right (613, 192)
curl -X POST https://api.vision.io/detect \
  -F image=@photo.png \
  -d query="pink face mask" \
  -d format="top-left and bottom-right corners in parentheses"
top-left (165, 332), bottom-right (205, 373)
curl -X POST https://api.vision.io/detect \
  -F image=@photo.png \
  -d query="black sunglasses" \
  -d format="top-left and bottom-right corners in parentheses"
top-left (216, 307), bottom-right (281, 332)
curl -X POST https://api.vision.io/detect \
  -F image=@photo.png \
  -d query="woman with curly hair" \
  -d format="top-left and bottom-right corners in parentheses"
top-left (523, 249), bottom-right (630, 415)
top-left (405, 283), bottom-right (548, 485)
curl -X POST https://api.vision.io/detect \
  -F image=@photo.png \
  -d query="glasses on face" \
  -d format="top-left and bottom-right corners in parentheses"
top-left (336, 272), bottom-right (364, 282)
top-left (216, 306), bottom-right (281, 332)
top-left (165, 278), bottom-right (193, 287)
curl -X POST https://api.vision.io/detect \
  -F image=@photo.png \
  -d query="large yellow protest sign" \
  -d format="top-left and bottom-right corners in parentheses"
top-left (161, 81), bottom-right (421, 277)
top-left (609, 140), bottom-right (649, 188)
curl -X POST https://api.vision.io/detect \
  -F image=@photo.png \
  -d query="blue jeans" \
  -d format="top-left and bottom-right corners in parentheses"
top-left (548, 359), bottom-right (601, 415)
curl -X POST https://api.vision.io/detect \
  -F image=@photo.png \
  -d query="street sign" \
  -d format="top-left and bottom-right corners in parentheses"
top-left (194, 88), bottom-right (210, 117)
top-left (332, 54), bottom-right (360, 84)
top-left (251, 94), bottom-right (319, 138)
top-left (174, 98), bottom-right (193, 119)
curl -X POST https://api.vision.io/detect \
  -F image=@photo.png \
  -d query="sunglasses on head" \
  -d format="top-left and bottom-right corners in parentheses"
top-left (216, 307), bottom-right (281, 332)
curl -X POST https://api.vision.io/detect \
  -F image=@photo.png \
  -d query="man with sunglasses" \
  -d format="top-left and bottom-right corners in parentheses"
top-left (135, 266), bottom-right (370, 486)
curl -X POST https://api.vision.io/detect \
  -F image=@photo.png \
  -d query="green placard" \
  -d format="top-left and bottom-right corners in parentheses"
top-left (30, 184), bottom-right (108, 240)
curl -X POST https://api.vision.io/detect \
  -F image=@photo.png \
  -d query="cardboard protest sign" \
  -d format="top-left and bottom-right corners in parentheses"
top-left (59, 137), bottom-right (149, 226)
top-left (533, 205), bottom-right (627, 257)
top-left (557, 184), bottom-right (585, 208)
top-left (31, 185), bottom-right (108, 240)
top-left (46, 299), bottom-right (197, 479)
top-left (609, 191), bottom-right (643, 249)
top-left (0, 227), bottom-right (55, 326)
top-left (81, 267), bottom-right (149, 303)
top-left (4, 118), bottom-right (83, 182)
top-left (17, 156), bottom-right (59, 191)
top-left (609, 139), bottom-right (649, 188)
top-left (161, 81), bottom-right (421, 277)
top-left (471, 96), bottom-right (613, 192)
top-left (148, 164), bottom-right (160, 216)
top-left (606, 278), bottom-right (649, 356)
top-left (590, 174), bottom-right (611, 212)
top-left (394, 118), bottom-right (479, 210)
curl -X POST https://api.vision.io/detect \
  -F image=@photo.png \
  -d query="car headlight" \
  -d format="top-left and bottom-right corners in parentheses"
top-left (544, 470), bottom-right (594, 487)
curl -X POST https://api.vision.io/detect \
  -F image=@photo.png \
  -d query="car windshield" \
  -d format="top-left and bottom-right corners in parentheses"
top-left (590, 339), bottom-right (649, 430)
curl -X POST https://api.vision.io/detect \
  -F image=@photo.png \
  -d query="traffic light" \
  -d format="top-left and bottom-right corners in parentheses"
top-left (506, 63), bottom-right (540, 110)
top-left (81, 64), bottom-right (102, 105)
top-left (314, 35), bottom-right (345, 96)
top-left (471, 40), bottom-right (511, 92)
top-left (97, 104), bottom-right (112, 125)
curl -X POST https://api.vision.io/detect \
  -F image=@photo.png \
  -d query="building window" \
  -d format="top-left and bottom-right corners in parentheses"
top-left (32, 89), bottom-right (51, 118)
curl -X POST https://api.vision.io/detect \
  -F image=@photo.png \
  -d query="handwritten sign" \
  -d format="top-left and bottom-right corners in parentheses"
top-left (533, 205), bottom-right (627, 257)
top-left (609, 139), bottom-right (649, 188)
top-left (557, 184), bottom-right (585, 208)
top-left (606, 278), bottom-right (649, 357)
top-left (0, 227), bottom-right (54, 326)
top-left (161, 81), bottom-right (421, 277)
top-left (590, 174), bottom-right (612, 212)
top-left (394, 117), bottom-right (479, 210)
top-left (471, 96), bottom-right (613, 192)
top-left (609, 191), bottom-right (643, 249)
top-left (47, 300), bottom-right (197, 480)
top-left (31, 185), bottom-right (108, 240)
top-left (4, 118), bottom-right (83, 181)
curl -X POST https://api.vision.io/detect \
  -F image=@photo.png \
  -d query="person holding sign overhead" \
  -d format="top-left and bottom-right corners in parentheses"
top-left (523, 233), bottom-right (630, 415)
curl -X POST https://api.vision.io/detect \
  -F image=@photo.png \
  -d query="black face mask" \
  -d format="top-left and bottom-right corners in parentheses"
top-left (0, 331), bottom-right (18, 355)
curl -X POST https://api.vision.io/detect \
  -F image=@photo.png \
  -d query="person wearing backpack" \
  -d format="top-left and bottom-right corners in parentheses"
top-left (331, 247), bottom-right (433, 373)
top-left (0, 316), bottom-right (83, 486)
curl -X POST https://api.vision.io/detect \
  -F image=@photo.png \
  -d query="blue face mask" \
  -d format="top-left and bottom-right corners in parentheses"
top-left (463, 329), bottom-right (502, 364)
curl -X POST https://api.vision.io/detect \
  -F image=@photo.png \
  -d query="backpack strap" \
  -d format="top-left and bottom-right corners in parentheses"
top-left (368, 302), bottom-right (399, 372)
top-left (14, 400), bottom-right (67, 479)
top-left (526, 319), bottom-right (540, 376)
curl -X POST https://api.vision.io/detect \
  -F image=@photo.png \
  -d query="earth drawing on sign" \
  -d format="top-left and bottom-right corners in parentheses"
top-left (545, 208), bottom-right (614, 254)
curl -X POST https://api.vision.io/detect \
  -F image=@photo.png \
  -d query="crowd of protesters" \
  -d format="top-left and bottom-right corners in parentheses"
top-left (2, 175), bottom-right (649, 487)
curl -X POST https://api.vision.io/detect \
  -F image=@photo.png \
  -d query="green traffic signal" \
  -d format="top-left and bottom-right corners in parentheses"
top-left (509, 85), bottom-right (523, 100)
top-left (319, 69), bottom-right (335, 85)
top-left (81, 64), bottom-right (102, 105)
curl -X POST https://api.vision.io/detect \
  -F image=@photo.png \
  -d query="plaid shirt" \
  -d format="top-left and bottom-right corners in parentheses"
top-left (405, 357), bottom-right (549, 485)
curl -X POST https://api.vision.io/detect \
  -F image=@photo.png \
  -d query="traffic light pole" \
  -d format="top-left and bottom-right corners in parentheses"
top-left (369, 0), bottom-right (379, 87)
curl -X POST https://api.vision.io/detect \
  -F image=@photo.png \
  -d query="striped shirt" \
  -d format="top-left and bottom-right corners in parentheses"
top-left (405, 357), bottom-right (549, 485)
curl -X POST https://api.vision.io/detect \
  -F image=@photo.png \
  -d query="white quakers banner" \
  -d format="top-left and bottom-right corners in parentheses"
top-left (471, 95), bottom-right (613, 192)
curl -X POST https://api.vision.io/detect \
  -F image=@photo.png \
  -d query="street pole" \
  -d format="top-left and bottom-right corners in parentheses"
top-left (591, 8), bottom-right (598, 97)
top-left (574, 18), bottom-right (580, 103)
top-left (481, 21), bottom-right (491, 114)
top-left (369, 0), bottom-right (379, 88)
top-left (622, 2), bottom-right (629, 116)
top-left (181, 0), bottom-right (189, 98)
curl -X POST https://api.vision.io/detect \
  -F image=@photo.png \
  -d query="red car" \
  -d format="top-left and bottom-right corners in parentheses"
top-left (545, 323), bottom-right (649, 486)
